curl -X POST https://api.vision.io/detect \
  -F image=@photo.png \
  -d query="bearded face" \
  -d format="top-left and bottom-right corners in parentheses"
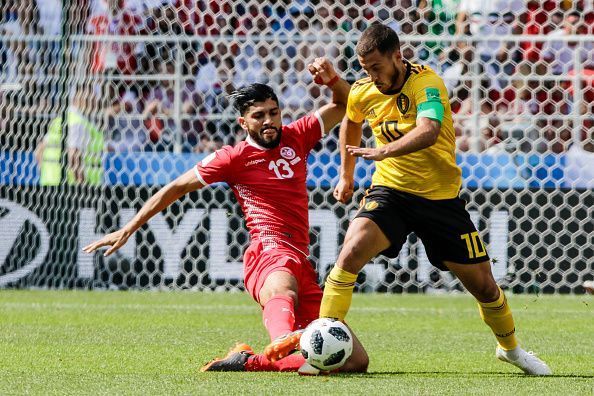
top-left (358, 49), bottom-right (402, 94)
top-left (240, 98), bottom-right (283, 149)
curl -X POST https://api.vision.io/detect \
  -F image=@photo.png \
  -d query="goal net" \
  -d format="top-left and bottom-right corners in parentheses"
top-left (0, 0), bottom-right (592, 293)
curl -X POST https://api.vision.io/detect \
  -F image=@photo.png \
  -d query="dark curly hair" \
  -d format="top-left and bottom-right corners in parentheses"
top-left (228, 83), bottom-right (279, 115)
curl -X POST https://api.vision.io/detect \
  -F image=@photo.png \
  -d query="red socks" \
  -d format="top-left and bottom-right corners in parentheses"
top-left (244, 295), bottom-right (301, 372)
top-left (246, 353), bottom-right (305, 372)
top-left (262, 295), bottom-right (295, 340)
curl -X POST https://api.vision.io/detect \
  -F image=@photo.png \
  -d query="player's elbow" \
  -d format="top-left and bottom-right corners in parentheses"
top-left (328, 102), bottom-right (347, 119)
top-left (320, 103), bottom-right (347, 132)
top-left (426, 127), bottom-right (440, 146)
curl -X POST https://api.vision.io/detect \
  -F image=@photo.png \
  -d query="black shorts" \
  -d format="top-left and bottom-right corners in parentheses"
top-left (354, 186), bottom-right (490, 270)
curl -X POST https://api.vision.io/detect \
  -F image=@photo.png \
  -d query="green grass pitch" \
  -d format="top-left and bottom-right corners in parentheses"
top-left (0, 290), bottom-right (592, 395)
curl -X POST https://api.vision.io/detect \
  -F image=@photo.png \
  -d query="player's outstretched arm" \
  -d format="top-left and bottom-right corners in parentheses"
top-left (347, 117), bottom-right (440, 161)
top-left (334, 116), bottom-right (364, 204)
top-left (82, 169), bottom-right (204, 256)
top-left (307, 57), bottom-right (351, 133)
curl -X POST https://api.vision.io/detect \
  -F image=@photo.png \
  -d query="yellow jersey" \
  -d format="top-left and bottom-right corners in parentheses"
top-left (346, 60), bottom-right (461, 200)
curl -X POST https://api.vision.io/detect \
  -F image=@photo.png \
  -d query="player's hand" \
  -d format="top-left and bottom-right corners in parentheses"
top-left (346, 145), bottom-right (388, 161)
top-left (307, 57), bottom-right (337, 85)
top-left (82, 229), bottom-right (132, 257)
top-left (333, 178), bottom-right (355, 203)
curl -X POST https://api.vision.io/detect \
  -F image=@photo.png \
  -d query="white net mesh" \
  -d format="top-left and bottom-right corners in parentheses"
top-left (0, 0), bottom-right (592, 293)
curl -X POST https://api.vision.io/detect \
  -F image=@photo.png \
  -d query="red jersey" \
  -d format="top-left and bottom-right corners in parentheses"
top-left (195, 112), bottom-right (324, 257)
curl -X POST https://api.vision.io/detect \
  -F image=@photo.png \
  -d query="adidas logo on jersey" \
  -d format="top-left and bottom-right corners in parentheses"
top-left (246, 159), bottom-right (266, 166)
top-left (367, 109), bottom-right (376, 118)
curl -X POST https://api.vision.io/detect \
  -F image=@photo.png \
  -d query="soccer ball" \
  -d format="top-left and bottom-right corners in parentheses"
top-left (300, 318), bottom-right (353, 371)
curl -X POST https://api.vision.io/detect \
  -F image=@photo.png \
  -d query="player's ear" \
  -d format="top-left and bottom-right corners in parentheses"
top-left (238, 116), bottom-right (247, 131)
top-left (392, 49), bottom-right (402, 63)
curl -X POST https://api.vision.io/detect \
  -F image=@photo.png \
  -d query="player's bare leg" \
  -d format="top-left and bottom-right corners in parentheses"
top-left (320, 217), bottom-right (391, 320)
top-left (337, 324), bottom-right (369, 372)
top-left (291, 217), bottom-right (389, 373)
top-left (445, 260), bottom-right (551, 375)
top-left (297, 323), bottom-right (369, 376)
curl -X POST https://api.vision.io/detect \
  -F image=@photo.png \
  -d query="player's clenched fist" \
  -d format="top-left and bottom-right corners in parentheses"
top-left (333, 177), bottom-right (355, 204)
top-left (308, 57), bottom-right (338, 86)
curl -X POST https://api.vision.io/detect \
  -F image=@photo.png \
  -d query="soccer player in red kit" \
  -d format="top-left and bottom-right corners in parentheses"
top-left (83, 58), bottom-right (369, 374)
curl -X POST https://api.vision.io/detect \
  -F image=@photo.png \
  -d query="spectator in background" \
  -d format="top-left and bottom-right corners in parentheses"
top-left (456, 0), bottom-right (525, 90)
top-left (373, 0), bottom-right (416, 35)
top-left (441, 46), bottom-right (472, 94)
top-left (564, 107), bottom-right (593, 188)
top-left (269, 3), bottom-right (297, 35)
top-left (193, 134), bottom-right (216, 154)
top-left (35, 0), bottom-right (63, 75)
top-left (87, 0), bottom-right (109, 75)
top-left (140, 61), bottom-right (175, 151)
top-left (138, 1), bottom-right (179, 75)
top-left (194, 51), bottom-right (220, 108)
top-left (519, 1), bottom-right (559, 63)
top-left (542, 11), bottom-right (594, 75)
top-left (297, 6), bottom-right (335, 65)
top-left (234, 43), bottom-right (271, 87)
top-left (192, 45), bottom-right (234, 114)
top-left (236, 4), bottom-right (272, 37)
top-left (143, 61), bottom-right (175, 117)
top-left (194, 0), bottom-right (234, 36)
top-left (264, 54), bottom-right (314, 124)
top-left (0, 0), bottom-right (41, 83)
top-left (417, 0), bottom-right (461, 65)
top-left (36, 85), bottom-right (104, 186)
top-left (452, 72), bottom-right (500, 152)
top-left (218, 55), bottom-right (237, 96)
top-left (109, 0), bottom-right (142, 75)
top-left (105, 89), bottom-right (149, 153)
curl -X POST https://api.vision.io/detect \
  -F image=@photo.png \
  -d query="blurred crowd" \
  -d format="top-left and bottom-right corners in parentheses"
top-left (1, 0), bottom-right (593, 157)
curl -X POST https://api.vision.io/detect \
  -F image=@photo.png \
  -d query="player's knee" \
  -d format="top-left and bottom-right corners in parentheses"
top-left (475, 280), bottom-right (501, 303)
top-left (281, 289), bottom-right (298, 305)
top-left (336, 241), bottom-right (368, 273)
top-left (354, 351), bottom-right (370, 372)
top-left (259, 286), bottom-right (298, 306)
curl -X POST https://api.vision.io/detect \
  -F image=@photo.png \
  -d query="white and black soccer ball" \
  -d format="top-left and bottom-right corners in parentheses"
top-left (300, 318), bottom-right (353, 371)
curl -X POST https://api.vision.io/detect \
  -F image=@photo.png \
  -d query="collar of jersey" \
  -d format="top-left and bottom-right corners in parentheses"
top-left (382, 60), bottom-right (412, 96)
top-left (246, 134), bottom-right (270, 150)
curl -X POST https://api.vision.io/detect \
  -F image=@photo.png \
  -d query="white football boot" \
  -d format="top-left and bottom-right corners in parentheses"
top-left (297, 362), bottom-right (321, 376)
top-left (496, 345), bottom-right (552, 375)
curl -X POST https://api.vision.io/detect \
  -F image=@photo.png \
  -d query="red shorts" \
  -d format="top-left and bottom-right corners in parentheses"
top-left (243, 240), bottom-right (323, 330)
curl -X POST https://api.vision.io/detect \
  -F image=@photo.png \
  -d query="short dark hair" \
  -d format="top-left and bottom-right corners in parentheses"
top-left (356, 22), bottom-right (400, 57)
top-left (567, 10), bottom-right (581, 19)
top-left (229, 83), bottom-right (279, 115)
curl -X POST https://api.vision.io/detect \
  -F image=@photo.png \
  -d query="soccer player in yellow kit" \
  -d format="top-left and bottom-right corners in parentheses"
top-left (267, 22), bottom-right (551, 375)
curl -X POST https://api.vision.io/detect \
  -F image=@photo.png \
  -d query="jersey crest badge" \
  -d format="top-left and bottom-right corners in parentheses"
top-left (397, 94), bottom-right (410, 114)
top-left (280, 147), bottom-right (296, 160)
top-left (364, 201), bottom-right (379, 211)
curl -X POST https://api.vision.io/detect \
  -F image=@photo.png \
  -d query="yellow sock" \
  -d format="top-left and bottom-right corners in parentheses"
top-left (319, 265), bottom-right (358, 321)
top-left (478, 286), bottom-right (518, 350)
